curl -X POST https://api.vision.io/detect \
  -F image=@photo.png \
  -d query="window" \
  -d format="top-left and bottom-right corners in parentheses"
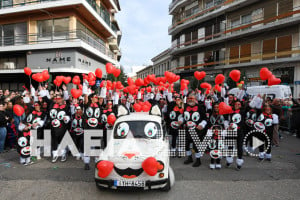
top-left (192, 30), bottom-right (198, 44)
top-left (38, 18), bottom-right (69, 40)
top-left (185, 32), bottom-right (191, 45)
top-left (3, 24), bottom-right (14, 46)
top-left (1, 0), bottom-right (13, 8)
top-left (191, 54), bottom-right (198, 65)
top-left (205, 25), bottom-right (213, 41)
top-left (263, 38), bottom-right (276, 60)
top-left (205, 0), bottom-right (213, 9)
top-left (241, 14), bottom-right (251, 30)
top-left (240, 43), bottom-right (251, 63)
top-left (278, 0), bottom-right (293, 16)
top-left (277, 35), bottom-right (292, 58)
top-left (264, 3), bottom-right (276, 24)
top-left (15, 23), bottom-right (27, 45)
top-left (230, 46), bottom-right (239, 64)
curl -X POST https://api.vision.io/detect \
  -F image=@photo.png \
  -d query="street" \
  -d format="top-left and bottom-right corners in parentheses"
top-left (1, 132), bottom-right (300, 200)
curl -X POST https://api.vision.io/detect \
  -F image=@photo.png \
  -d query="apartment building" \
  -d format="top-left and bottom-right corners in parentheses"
top-left (169, 0), bottom-right (300, 96)
top-left (0, 0), bottom-right (121, 91)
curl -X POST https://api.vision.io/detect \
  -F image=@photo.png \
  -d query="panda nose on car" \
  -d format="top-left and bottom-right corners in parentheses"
top-left (123, 153), bottom-right (137, 159)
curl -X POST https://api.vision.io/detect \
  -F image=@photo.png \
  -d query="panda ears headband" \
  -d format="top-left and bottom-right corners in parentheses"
top-left (149, 104), bottom-right (162, 117)
top-left (116, 105), bottom-right (130, 117)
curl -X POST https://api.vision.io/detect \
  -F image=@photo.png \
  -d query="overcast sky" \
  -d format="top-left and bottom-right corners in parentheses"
top-left (116, 0), bottom-right (171, 73)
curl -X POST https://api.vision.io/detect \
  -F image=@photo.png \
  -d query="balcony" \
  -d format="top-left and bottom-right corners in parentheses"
top-left (169, 0), bottom-right (187, 14)
top-left (170, 9), bottom-right (300, 55)
top-left (172, 45), bottom-right (300, 72)
top-left (169, 0), bottom-right (259, 35)
top-left (0, 29), bottom-right (116, 61)
top-left (0, 0), bottom-right (120, 36)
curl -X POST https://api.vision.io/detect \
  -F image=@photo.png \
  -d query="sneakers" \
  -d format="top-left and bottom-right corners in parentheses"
top-left (215, 164), bottom-right (221, 169)
top-left (52, 156), bottom-right (58, 163)
top-left (210, 164), bottom-right (215, 170)
top-left (192, 158), bottom-right (201, 167)
top-left (184, 156), bottom-right (193, 165)
top-left (61, 154), bottom-right (67, 162)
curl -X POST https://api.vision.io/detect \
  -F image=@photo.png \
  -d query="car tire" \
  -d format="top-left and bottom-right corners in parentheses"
top-left (160, 177), bottom-right (171, 192)
top-left (95, 182), bottom-right (107, 190)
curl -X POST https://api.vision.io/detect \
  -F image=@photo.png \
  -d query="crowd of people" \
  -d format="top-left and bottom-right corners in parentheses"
top-left (0, 80), bottom-right (300, 171)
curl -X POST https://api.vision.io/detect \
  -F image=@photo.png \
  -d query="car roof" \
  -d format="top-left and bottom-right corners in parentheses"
top-left (115, 112), bottom-right (162, 124)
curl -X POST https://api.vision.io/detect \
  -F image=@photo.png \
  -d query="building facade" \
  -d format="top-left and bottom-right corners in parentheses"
top-left (0, 0), bottom-right (121, 91)
top-left (136, 65), bottom-right (153, 79)
top-left (169, 0), bottom-right (300, 97)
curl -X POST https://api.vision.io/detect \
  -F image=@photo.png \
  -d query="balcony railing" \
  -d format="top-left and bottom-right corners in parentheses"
top-left (0, 0), bottom-right (119, 34)
top-left (169, 0), bottom-right (241, 32)
top-left (171, 8), bottom-right (299, 51)
top-left (172, 46), bottom-right (300, 71)
top-left (169, 0), bottom-right (186, 12)
top-left (0, 29), bottom-right (115, 59)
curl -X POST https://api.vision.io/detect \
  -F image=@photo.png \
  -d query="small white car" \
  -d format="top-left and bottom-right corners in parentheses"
top-left (95, 105), bottom-right (175, 191)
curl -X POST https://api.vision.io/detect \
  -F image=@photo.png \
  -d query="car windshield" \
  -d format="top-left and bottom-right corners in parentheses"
top-left (114, 121), bottom-right (162, 139)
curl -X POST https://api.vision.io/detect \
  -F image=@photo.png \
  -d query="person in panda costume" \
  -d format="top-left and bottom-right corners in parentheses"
top-left (252, 98), bottom-right (274, 161)
top-left (226, 100), bottom-right (245, 170)
top-left (207, 102), bottom-right (229, 169)
top-left (166, 92), bottom-right (184, 157)
top-left (70, 106), bottom-right (91, 170)
top-left (101, 100), bottom-right (116, 148)
top-left (183, 92), bottom-right (207, 167)
top-left (18, 102), bottom-right (46, 165)
top-left (49, 93), bottom-right (71, 163)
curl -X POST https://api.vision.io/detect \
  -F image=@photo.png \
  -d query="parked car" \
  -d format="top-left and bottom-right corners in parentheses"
top-left (229, 85), bottom-right (292, 99)
top-left (95, 105), bottom-right (175, 191)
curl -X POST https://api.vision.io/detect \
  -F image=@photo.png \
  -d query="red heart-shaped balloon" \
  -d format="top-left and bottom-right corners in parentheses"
top-left (97, 161), bottom-right (114, 178)
top-left (71, 88), bottom-right (82, 99)
top-left (260, 68), bottom-right (272, 81)
top-left (194, 71), bottom-right (206, 80)
top-left (215, 74), bottom-right (225, 85)
top-left (13, 105), bottom-right (25, 117)
top-left (63, 76), bottom-right (71, 85)
top-left (268, 75), bottom-right (281, 86)
top-left (142, 157), bottom-right (159, 176)
top-left (219, 102), bottom-right (233, 115)
top-left (229, 70), bottom-right (241, 82)
top-left (24, 67), bottom-right (32, 76)
top-left (95, 68), bottom-right (103, 79)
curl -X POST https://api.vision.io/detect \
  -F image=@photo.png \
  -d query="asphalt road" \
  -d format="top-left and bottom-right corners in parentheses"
top-left (1, 132), bottom-right (300, 200)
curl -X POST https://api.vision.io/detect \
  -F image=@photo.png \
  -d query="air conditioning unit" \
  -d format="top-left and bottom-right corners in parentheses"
top-left (4, 62), bottom-right (15, 69)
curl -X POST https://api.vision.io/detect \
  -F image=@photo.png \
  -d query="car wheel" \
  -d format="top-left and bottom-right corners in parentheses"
top-left (160, 176), bottom-right (171, 192)
top-left (95, 182), bottom-right (107, 190)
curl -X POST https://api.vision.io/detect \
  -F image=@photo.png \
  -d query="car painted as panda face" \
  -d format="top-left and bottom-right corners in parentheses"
top-left (95, 105), bottom-right (175, 191)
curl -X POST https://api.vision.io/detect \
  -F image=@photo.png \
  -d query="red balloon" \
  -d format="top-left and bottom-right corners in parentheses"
top-left (63, 76), bottom-right (71, 85)
top-left (135, 78), bottom-right (144, 87)
top-left (229, 70), bottom-right (241, 82)
top-left (214, 84), bottom-right (222, 92)
top-left (133, 103), bottom-right (142, 112)
top-left (89, 80), bottom-right (96, 86)
top-left (268, 75), bottom-right (281, 86)
top-left (113, 68), bottom-right (121, 78)
top-left (116, 81), bottom-right (123, 90)
top-left (35, 73), bottom-right (44, 83)
top-left (72, 76), bottom-right (81, 85)
top-left (194, 71), bottom-right (206, 80)
top-left (24, 67), bottom-right (32, 76)
top-left (219, 102), bottom-right (233, 115)
top-left (88, 72), bottom-right (96, 82)
top-left (127, 77), bottom-right (134, 85)
top-left (148, 74), bottom-right (156, 82)
top-left (71, 88), bottom-right (82, 99)
top-left (260, 68), bottom-right (272, 81)
top-left (13, 105), bottom-right (25, 117)
top-left (200, 82), bottom-right (212, 90)
top-left (146, 86), bottom-right (152, 93)
top-left (96, 160), bottom-right (114, 178)
top-left (56, 76), bottom-right (64, 84)
top-left (107, 114), bottom-right (116, 126)
top-left (53, 79), bottom-right (58, 87)
top-left (106, 63), bottom-right (114, 74)
top-left (123, 87), bottom-right (129, 93)
top-left (95, 68), bottom-right (103, 79)
top-left (142, 157), bottom-right (160, 176)
top-left (78, 84), bottom-right (83, 90)
top-left (215, 74), bottom-right (225, 85)
top-left (42, 73), bottom-right (50, 82)
top-left (127, 85), bottom-right (137, 95)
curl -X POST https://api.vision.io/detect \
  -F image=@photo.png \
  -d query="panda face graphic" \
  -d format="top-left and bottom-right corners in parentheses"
top-left (86, 107), bottom-right (101, 128)
top-left (51, 119), bottom-right (60, 128)
top-left (20, 146), bottom-right (31, 156)
top-left (185, 112), bottom-right (200, 129)
top-left (18, 137), bottom-right (28, 147)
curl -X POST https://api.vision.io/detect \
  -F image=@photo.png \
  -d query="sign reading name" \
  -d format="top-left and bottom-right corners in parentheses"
top-left (46, 57), bottom-right (71, 64)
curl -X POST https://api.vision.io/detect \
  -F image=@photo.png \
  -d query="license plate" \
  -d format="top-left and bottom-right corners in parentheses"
top-left (114, 180), bottom-right (145, 187)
